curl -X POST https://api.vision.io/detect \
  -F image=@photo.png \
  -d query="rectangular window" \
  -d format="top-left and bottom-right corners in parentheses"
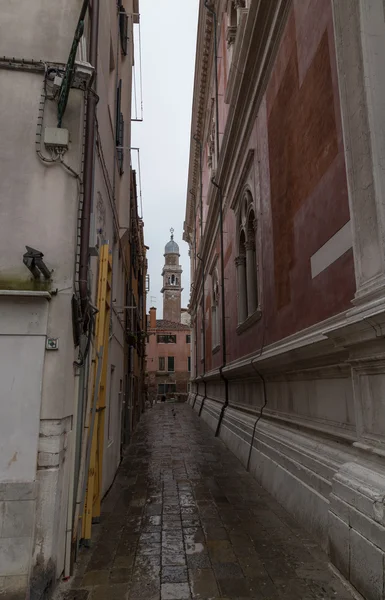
top-left (158, 383), bottom-right (165, 394)
top-left (159, 357), bottom-right (165, 371)
top-left (168, 356), bottom-right (175, 372)
top-left (157, 334), bottom-right (176, 344)
top-left (188, 356), bottom-right (191, 372)
top-left (186, 334), bottom-right (191, 343)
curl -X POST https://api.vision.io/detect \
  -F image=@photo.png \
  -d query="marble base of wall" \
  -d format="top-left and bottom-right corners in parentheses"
top-left (188, 391), bottom-right (385, 600)
top-left (187, 305), bottom-right (385, 600)
top-left (0, 482), bottom-right (37, 600)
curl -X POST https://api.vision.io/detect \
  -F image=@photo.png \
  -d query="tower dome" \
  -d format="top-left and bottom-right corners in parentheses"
top-left (164, 228), bottom-right (179, 255)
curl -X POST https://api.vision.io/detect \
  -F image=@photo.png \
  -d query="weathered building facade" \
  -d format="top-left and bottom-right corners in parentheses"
top-left (184, 1), bottom-right (385, 598)
top-left (0, 1), bottom-right (145, 598)
top-left (146, 233), bottom-right (191, 404)
top-left (122, 170), bottom-right (148, 437)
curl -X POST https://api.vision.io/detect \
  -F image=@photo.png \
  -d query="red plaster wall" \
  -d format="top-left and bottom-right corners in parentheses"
top-left (262, 0), bottom-right (355, 343)
top-left (199, 0), bottom-right (356, 367)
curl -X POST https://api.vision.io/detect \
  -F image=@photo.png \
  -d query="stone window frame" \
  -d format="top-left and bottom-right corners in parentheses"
top-left (235, 188), bottom-right (262, 334)
top-left (167, 356), bottom-right (175, 372)
top-left (226, 0), bottom-right (247, 47)
top-left (224, 0), bottom-right (249, 106)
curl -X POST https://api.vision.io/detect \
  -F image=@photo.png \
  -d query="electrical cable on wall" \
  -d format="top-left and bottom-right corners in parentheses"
top-left (35, 65), bottom-right (90, 357)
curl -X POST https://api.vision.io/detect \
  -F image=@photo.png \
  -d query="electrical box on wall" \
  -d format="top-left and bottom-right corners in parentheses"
top-left (53, 75), bottom-right (63, 94)
top-left (44, 127), bottom-right (69, 149)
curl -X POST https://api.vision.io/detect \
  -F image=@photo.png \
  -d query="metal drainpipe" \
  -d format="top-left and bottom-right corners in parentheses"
top-left (197, 253), bottom-right (207, 416)
top-left (203, 0), bottom-right (229, 436)
top-left (79, 0), bottom-right (100, 316)
top-left (212, 180), bottom-right (229, 437)
top-left (192, 135), bottom-right (205, 411)
top-left (189, 188), bottom-right (199, 409)
top-left (246, 358), bottom-right (268, 471)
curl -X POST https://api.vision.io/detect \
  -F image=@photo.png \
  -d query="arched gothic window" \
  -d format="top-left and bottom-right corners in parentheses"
top-left (235, 191), bottom-right (259, 325)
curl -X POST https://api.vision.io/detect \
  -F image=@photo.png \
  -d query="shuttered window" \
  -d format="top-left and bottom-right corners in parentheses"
top-left (119, 7), bottom-right (128, 55)
top-left (116, 79), bottom-right (124, 175)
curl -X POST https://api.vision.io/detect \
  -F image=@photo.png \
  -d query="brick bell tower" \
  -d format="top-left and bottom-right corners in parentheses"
top-left (161, 228), bottom-right (182, 322)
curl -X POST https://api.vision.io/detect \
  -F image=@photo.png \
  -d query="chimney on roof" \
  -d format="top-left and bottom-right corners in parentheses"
top-left (149, 306), bottom-right (156, 329)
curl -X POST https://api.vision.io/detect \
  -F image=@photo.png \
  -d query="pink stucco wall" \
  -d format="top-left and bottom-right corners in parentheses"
top-left (146, 319), bottom-right (191, 399)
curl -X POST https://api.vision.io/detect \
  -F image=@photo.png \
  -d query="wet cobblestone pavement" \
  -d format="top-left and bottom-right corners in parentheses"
top-left (56, 404), bottom-right (357, 600)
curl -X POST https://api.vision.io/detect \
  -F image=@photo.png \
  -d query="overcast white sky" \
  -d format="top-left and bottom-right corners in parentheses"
top-left (132, 0), bottom-right (199, 318)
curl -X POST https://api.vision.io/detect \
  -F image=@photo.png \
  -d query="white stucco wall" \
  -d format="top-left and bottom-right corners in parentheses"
top-left (0, 7), bottom-right (84, 590)
top-left (0, 297), bottom-right (49, 483)
top-left (0, 0), bottom-right (138, 595)
top-left (0, 0), bottom-right (82, 63)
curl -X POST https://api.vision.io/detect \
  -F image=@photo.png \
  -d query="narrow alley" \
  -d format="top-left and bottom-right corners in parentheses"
top-left (57, 405), bottom-right (356, 600)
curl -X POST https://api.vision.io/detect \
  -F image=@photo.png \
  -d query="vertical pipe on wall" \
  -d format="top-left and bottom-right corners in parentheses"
top-left (203, 0), bottom-right (229, 435)
top-left (197, 251), bottom-right (207, 416)
top-left (64, 367), bottom-right (80, 577)
top-left (189, 189), bottom-right (199, 408)
top-left (193, 134), bottom-right (205, 410)
top-left (79, 0), bottom-right (100, 316)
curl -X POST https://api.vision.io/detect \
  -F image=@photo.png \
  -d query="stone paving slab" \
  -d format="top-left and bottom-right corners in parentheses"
top-left (54, 404), bottom-right (357, 600)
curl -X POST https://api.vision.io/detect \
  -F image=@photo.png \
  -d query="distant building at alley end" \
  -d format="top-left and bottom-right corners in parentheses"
top-left (146, 231), bottom-right (191, 403)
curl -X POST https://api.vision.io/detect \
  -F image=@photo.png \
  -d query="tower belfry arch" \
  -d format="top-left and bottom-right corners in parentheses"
top-left (161, 228), bottom-right (183, 322)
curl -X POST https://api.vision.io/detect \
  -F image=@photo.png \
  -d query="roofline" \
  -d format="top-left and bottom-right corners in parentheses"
top-left (183, 2), bottom-right (219, 244)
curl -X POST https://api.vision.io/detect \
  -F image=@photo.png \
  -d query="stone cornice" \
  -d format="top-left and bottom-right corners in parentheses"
top-left (183, 4), bottom-right (216, 243)
top-left (186, 0), bottom-right (291, 314)
top-left (224, 6), bottom-right (249, 104)
top-left (191, 1), bottom-right (291, 268)
top-left (220, 0), bottom-right (292, 210)
top-left (197, 297), bottom-right (385, 381)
